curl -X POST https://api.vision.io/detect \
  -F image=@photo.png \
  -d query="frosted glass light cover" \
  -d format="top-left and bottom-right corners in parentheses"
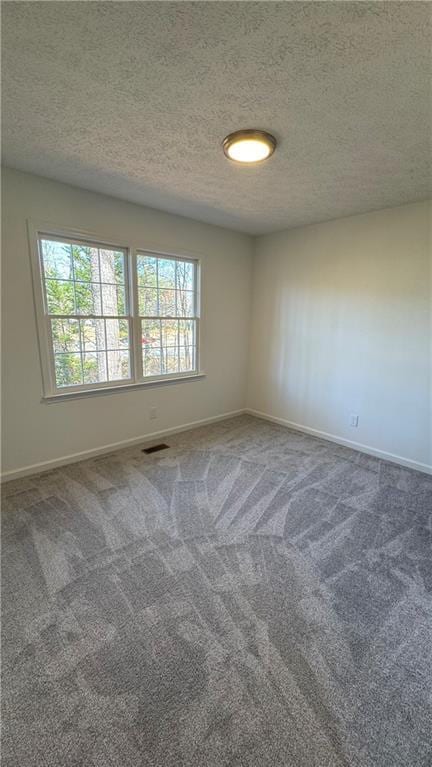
top-left (223, 130), bottom-right (276, 164)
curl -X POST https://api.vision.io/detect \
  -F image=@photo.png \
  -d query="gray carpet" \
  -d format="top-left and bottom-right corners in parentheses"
top-left (2, 415), bottom-right (432, 767)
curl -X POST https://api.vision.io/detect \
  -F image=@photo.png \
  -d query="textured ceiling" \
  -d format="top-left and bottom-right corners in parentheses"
top-left (2, 1), bottom-right (431, 234)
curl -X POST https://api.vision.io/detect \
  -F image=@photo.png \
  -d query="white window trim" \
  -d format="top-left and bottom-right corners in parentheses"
top-left (27, 220), bottom-right (204, 401)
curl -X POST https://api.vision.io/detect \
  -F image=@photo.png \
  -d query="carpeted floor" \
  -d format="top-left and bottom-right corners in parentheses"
top-left (2, 414), bottom-right (432, 766)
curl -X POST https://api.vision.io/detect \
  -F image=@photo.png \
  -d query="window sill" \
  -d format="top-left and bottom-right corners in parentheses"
top-left (42, 372), bottom-right (206, 403)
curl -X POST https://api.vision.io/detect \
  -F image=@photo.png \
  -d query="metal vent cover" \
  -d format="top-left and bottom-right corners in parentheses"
top-left (142, 443), bottom-right (169, 454)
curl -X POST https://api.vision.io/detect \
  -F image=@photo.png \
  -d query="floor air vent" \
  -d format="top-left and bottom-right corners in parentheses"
top-left (142, 443), bottom-right (169, 454)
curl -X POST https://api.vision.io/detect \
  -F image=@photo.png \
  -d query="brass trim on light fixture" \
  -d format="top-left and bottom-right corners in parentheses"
top-left (222, 129), bottom-right (277, 163)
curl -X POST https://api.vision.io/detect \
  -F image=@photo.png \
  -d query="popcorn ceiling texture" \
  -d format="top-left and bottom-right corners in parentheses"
top-left (2, 1), bottom-right (431, 234)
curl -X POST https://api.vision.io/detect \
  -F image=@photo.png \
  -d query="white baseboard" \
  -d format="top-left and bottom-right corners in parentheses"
top-left (3, 407), bottom-right (431, 482)
top-left (246, 409), bottom-right (432, 476)
top-left (1, 409), bottom-right (246, 483)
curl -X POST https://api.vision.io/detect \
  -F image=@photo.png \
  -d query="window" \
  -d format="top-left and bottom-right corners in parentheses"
top-left (138, 253), bottom-right (197, 378)
top-left (31, 229), bottom-right (200, 397)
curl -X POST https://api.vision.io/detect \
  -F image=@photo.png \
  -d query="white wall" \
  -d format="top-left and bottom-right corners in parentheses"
top-left (247, 202), bottom-right (432, 470)
top-left (1, 168), bottom-right (253, 477)
top-left (2, 170), bottom-right (431, 478)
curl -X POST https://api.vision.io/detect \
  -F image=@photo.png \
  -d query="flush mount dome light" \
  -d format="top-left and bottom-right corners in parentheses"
top-left (222, 129), bottom-right (276, 164)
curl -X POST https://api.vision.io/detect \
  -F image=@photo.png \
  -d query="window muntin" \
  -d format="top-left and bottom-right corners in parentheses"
top-left (35, 233), bottom-right (200, 395)
top-left (137, 254), bottom-right (198, 378)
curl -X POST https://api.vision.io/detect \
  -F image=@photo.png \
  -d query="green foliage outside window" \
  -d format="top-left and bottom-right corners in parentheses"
top-left (42, 240), bottom-right (127, 387)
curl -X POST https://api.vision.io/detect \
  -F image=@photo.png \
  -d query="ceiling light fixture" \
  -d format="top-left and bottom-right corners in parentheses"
top-left (222, 129), bottom-right (276, 164)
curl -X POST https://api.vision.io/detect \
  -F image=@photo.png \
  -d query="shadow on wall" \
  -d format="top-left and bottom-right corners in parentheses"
top-left (254, 255), bottom-right (430, 465)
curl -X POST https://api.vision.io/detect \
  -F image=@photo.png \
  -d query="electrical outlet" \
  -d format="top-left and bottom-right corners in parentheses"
top-left (349, 413), bottom-right (359, 428)
top-left (149, 407), bottom-right (157, 420)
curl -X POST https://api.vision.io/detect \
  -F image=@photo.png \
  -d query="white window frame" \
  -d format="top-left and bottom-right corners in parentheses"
top-left (28, 221), bottom-right (203, 401)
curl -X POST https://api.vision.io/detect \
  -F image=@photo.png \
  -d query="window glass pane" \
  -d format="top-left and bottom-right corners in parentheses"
top-left (80, 319), bottom-right (105, 352)
top-left (158, 288), bottom-right (176, 316)
top-left (179, 346), bottom-right (195, 372)
top-left (177, 290), bottom-right (194, 317)
top-left (41, 240), bottom-right (73, 280)
top-left (106, 319), bottom-right (129, 348)
top-left (83, 352), bottom-right (107, 384)
top-left (179, 319), bottom-right (195, 348)
top-left (142, 319), bottom-right (160, 347)
top-left (46, 280), bottom-right (75, 314)
top-left (176, 261), bottom-right (194, 292)
top-left (160, 319), bottom-right (178, 348)
top-left (51, 319), bottom-right (80, 353)
top-left (107, 350), bottom-right (130, 381)
top-left (99, 249), bottom-right (125, 286)
top-left (121, 349), bottom-right (131, 379)
top-left (101, 284), bottom-right (126, 316)
top-left (143, 347), bottom-right (162, 377)
top-left (105, 320), bottom-right (120, 349)
top-left (43, 242), bottom-right (127, 319)
top-left (72, 244), bottom-right (99, 282)
top-left (139, 287), bottom-right (158, 316)
top-left (137, 255), bottom-right (157, 287)
top-left (162, 347), bottom-right (179, 374)
top-left (75, 282), bottom-right (102, 315)
top-left (158, 258), bottom-right (176, 289)
top-left (54, 353), bottom-right (83, 387)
